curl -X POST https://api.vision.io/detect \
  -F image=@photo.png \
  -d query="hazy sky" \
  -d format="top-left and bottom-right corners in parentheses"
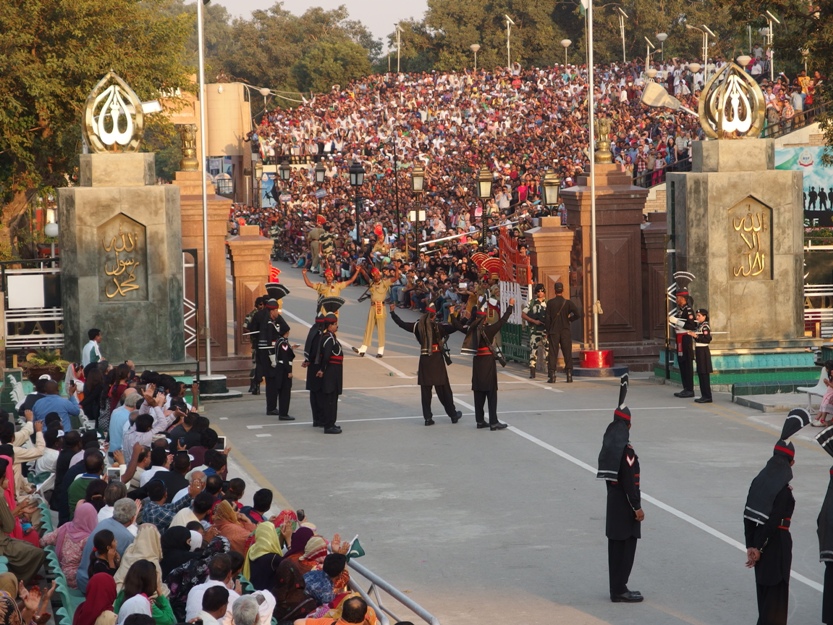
top-left (210, 0), bottom-right (429, 45)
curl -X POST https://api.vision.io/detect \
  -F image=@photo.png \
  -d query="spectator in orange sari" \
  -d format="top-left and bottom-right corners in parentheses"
top-left (213, 500), bottom-right (255, 555)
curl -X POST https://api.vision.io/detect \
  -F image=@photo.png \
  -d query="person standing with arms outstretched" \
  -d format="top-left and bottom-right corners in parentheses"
top-left (390, 299), bottom-right (462, 426)
top-left (452, 298), bottom-right (515, 430)
top-left (353, 264), bottom-right (400, 358)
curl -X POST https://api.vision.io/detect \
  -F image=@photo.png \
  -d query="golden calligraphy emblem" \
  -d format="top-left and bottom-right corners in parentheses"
top-left (103, 225), bottom-right (141, 298)
top-left (732, 210), bottom-right (767, 277)
top-left (699, 62), bottom-right (766, 140)
top-left (82, 72), bottom-right (145, 153)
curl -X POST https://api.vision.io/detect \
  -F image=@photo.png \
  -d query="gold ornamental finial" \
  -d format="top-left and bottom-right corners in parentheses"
top-left (82, 72), bottom-right (145, 153)
top-left (698, 62), bottom-right (766, 139)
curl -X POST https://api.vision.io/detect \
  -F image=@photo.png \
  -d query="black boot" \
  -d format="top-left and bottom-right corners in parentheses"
top-left (566, 371), bottom-right (573, 383)
top-left (529, 366), bottom-right (536, 379)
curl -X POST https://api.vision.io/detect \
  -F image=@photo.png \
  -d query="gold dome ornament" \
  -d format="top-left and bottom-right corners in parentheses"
top-left (698, 62), bottom-right (766, 140)
top-left (82, 71), bottom-right (146, 153)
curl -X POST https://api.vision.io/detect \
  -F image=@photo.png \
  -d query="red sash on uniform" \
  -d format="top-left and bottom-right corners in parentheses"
top-left (475, 347), bottom-right (492, 356)
top-left (329, 355), bottom-right (344, 365)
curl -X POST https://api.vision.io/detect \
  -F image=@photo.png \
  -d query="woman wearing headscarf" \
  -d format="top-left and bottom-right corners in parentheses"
top-left (273, 530), bottom-right (324, 621)
top-left (41, 501), bottom-right (98, 588)
top-left (159, 526), bottom-right (196, 579)
top-left (212, 500), bottom-right (255, 555)
top-left (0, 457), bottom-right (44, 583)
top-left (242, 522), bottom-right (283, 590)
top-left (73, 573), bottom-right (117, 625)
top-left (114, 559), bottom-right (175, 625)
top-left (113, 524), bottom-right (168, 596)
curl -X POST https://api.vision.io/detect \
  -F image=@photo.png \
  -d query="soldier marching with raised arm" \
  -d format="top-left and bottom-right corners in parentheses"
top-left (390, 298), bottom-right (463, 426)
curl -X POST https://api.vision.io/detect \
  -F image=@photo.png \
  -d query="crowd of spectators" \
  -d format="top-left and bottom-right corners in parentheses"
top-left (0, 358), bottom-right (384, 625)
top-left (234, 58), bottom-right (823, 281)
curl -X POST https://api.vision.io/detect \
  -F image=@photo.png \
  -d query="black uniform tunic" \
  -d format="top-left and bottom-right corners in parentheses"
top-left (318, 332), bottom-right (343, 428)
top-left (745, 485), bottom-right (794, 625)
top-left (453, 307), bottom-right (513, 392)
top-left (255, 309), bottom-right (282, 412)
top-left (391, 310), bottom-right (460, 421)
top-left (274, 336), bottom-right (295, 417)
top-left (606, 443), bottom-right (642, 596)
top-left (304, 324), bottom-right (324, 426)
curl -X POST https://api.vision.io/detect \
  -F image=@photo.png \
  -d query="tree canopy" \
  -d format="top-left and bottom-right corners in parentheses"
top-left (0, 0), bottom-right (194, 253)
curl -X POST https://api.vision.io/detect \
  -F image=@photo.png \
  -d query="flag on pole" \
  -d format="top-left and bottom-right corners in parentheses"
top-left (579, 0), bottom-right (589, 16)
top-left (346, 536), bottom-right (365, 561)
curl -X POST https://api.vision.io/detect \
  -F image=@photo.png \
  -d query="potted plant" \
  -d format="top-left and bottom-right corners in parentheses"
top-left (20, 349), bottom-right (70, 383)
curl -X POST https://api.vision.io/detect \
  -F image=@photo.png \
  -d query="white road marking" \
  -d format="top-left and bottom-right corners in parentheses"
top-left (500, 370), bottom-right (564, 392)
top-left (508, 425), bottom-right (823, 593)
top-left (255, 433), bottom-right (272, 438)
top-left (281, 308), bottom-right (414, 379)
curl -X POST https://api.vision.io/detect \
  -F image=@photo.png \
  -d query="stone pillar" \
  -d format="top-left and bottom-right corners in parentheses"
top-left (58, 153), bottom-right (185, 366)
top-left (525, 217), bottom-right (575, 299)
top-left (667, 139), bottom-right (804, 350)
top-left (174, 170), bottom-right (230, 359)
top-left (562, 164), bottom-right (649, 347)
top-left (227, 225), bottom-right (273, 355)
top-left (642, 213), bottom-right (668, 340)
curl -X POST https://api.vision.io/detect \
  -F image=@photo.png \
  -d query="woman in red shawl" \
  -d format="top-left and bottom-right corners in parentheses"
top-left (272, 527), bottom-right (319, 621)
top-left (0, 456), bottom-right (39, 547)
top-left (0, 457), bottom-right (44, 583)
top-left (72, 573), bottom-right (117, 625)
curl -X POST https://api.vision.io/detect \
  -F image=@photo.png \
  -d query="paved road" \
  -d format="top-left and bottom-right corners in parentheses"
top-left (205, 262), bottom-right (829, 625)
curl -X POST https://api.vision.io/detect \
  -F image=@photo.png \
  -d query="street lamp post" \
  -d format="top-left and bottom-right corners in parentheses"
top-left (396, 24), bottom-right (403, 73)
top-left (686, 24), bottom-right (714, 83)
top-left (645, 37), bottom-right (656, 74)
top-left (505, 15), bottom-right (515, 68)
top-left (616, 7), bottom-right (628, 64)
top-left (314, 160), bottom-right (326, 217)
top-left (470, 44), bottom-right (480, 71)
top-left (542, 170), bottom-right (561, 217)
top-left (764, 10), bottom-right (780, 82)
top-left (349, 160), bottom-right (365, 248)
top-left (410, 164), bottom-right (425, 260)
top-left (278, 160), bottom-right (291, 204)
top-left (560, 39), bottom-right (572, 67)
top-left (477, 165), bottom-right (493, 249)
top-left (45, 217), bottom-right (59, 267)
top-left (656, 32), bottom-right (668, 62)
top-left (196, 0), bottom-right (212, 375)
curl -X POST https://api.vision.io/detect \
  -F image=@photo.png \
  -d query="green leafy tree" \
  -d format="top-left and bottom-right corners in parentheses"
top-left (219, 3), bottom-right (380, 100)
top-left (0, 0), bottom-right (193, 256)
top-left (293, 40), bottom-right (373, 93)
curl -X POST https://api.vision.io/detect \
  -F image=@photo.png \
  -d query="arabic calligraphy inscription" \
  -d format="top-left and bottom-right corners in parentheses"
top-left (728, 198), bottom-right (771, 280)
top-left (98, 214), bottom-right (148, 302)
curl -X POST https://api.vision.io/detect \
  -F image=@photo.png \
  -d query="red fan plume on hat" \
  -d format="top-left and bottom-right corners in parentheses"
top-left (269, 266), bottom-right (281, 282)
top-left (471, 253), bottom-right (508, 281)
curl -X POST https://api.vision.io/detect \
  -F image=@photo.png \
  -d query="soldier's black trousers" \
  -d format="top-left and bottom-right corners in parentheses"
top-left (473, 390), bottom-right (498, 425)
top-left (756, 580), bottom-right (788, 625)
top-left (421, 384), bottom-right (457, 421)
top-left (608, 537), bottom-right (638, 595)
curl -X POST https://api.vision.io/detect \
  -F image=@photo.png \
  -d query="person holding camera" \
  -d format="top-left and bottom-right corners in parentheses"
top-left (452, 298), bottom-right (515, 430)
top-left (390, 300), bottom-right (463, 426)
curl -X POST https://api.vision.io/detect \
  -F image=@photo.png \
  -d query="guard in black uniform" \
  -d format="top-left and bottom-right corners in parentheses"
top-left (245, 296), bottom-right (265, 394)
top-left (744, 409), bottom-right (809, 625)
top-left (452, 298), bottom-right (515, 430)
top-left (815, 425), bottom-right (833, 625)
top-left (390, 299), bottom-right (462, 426)
top-left (304, 297), bottom-right (343, 428)
top-left (668, 289), bottom-right (697, 398)
top-left (273, 326), bottom-right (295, 419)
top-left (597, 374), bottom-right (644, 603)
top-left (255, 290), bottom-right (291, 418)
top-left (316, 311), bottom-right (344, 434)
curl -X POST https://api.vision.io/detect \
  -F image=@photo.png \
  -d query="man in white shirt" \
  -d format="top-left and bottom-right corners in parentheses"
top-left (196, 586), bottom-right (229, 625)
top-left (186, 554), bottom-right (241, 622)
top-left (81, 328), bottom-right (103, 367)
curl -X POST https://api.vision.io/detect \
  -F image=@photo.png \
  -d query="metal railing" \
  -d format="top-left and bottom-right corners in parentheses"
top-left (348, 559), bottom-right (441, 625)
top-left (760, 100), bottom-right (827, 140)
